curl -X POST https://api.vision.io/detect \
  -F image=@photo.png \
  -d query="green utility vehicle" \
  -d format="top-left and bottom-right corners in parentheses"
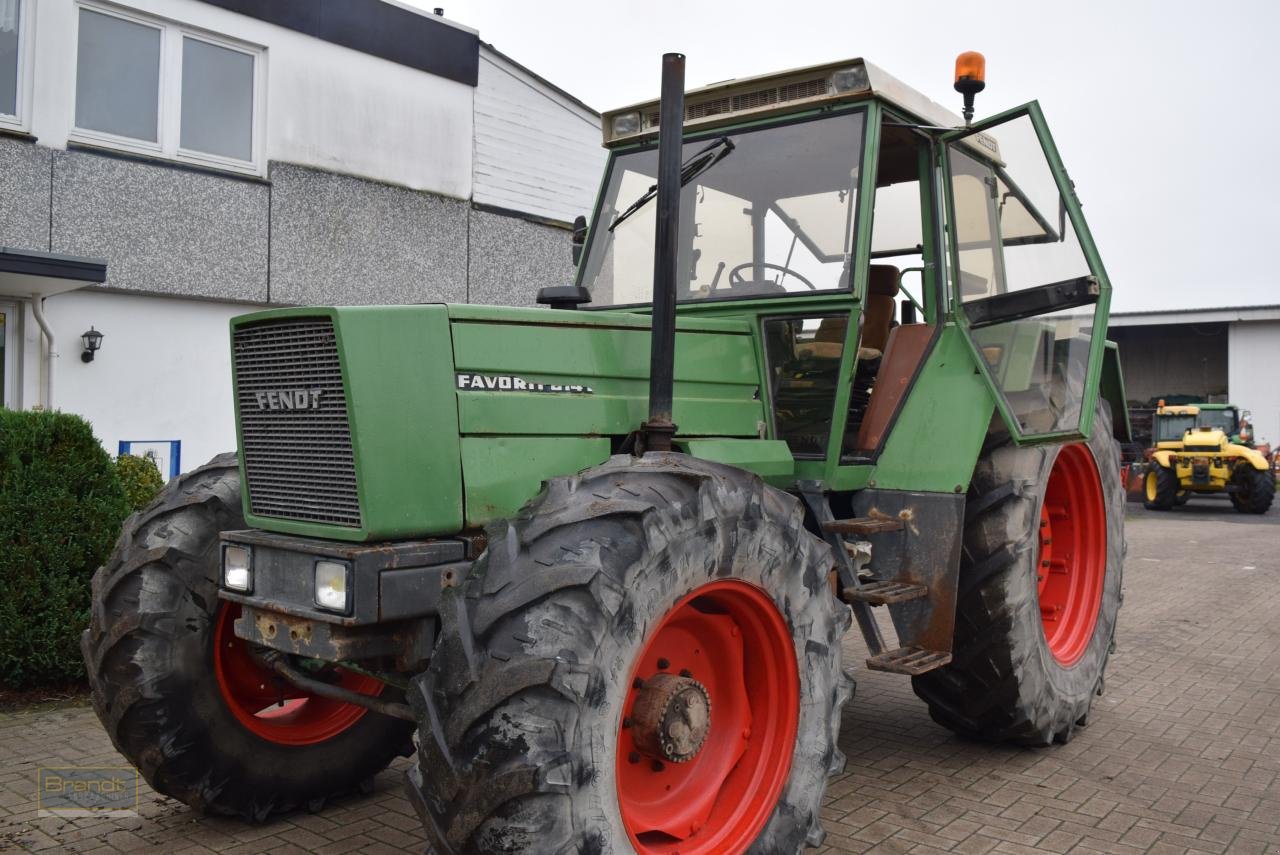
top-left (83, 53), bottom-right (1128, 853)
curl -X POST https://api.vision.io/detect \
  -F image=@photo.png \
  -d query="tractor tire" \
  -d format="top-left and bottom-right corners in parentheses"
top-left (912, 400), bottom-right (1124, 746)
top-left (1142, 464), bottom-right (1179, 510)
top-left (1230, 466), bottom-right (1276, 514)
top-left (407, 453), bottom-right (853, 854)
top-left (81, 453), bottom-right (414, 821)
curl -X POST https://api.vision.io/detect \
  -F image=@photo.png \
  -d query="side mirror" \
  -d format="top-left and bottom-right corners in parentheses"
top-left (571, 214), bottom-right (588, 266)
top-left (537, 285), bottom-right (591, 311)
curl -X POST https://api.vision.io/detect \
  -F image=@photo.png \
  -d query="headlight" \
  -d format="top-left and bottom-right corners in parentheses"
top-left (314, 561), bottom-right (351, 613)
top-left (222, 545), bottom-right (253, 592)
top-left (830, 66), bottom-right (869, 94)
top-left (611, 111), bottom-right (641, 136)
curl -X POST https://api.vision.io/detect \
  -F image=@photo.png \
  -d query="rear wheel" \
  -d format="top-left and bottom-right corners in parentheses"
top-left (913, 401), bottom-right (1124, 744)
top-left (1230, 466), bottom-right (1276, 514)
top-left (81, 454), bottom-right (414, 820)
top-left (1142, 463), bottom-right (1178, 510)
top-left (407, 453), bottom-right (853, 853)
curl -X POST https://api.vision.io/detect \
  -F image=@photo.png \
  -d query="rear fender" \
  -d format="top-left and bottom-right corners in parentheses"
top-left (1100, 341), bottom-right (1131, 443)
top-left (1225, 443), bottom-right (1271, 471)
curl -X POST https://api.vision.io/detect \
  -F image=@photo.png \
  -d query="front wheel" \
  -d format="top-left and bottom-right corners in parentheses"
top-left (407, 454), bottom-right (853, 853)
top-left (1230, 466), bottom-right (1276, 514)
top-left (1143, 463), bottom-right (1178, 510)
top-left (913, 401), bottom-right (1125, 745)
top-left (81, 454), bottom-right (414, 820)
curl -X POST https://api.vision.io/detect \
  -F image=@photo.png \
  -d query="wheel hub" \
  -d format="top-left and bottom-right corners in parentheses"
top-left (630, 673), bottom-right (711, 763)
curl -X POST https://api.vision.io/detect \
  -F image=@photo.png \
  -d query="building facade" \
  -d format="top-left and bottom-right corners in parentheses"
top-left (1109, 305), bottom-right (1280, 449)
top-left (0, 0), bottom-right (605, 470)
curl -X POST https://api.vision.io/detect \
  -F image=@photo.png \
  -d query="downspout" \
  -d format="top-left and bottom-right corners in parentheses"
top-left (30, 295), bottom-right (54, 409)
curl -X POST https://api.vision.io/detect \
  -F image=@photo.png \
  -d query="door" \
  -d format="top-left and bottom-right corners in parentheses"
top-left (941, 103), bottom-right (1112, 443)
top-left (0, 301), bottom-right (16, 409)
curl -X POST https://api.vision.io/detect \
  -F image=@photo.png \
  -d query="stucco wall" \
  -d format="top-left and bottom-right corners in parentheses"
top-left (41, 290), bottom-right (251, 470)
top-left (51, 150), bottom-right (270, 301)
top-left (267, 162), bottom-right (469, 305)
top-left (0, 136), bottom-right (51, 250)
top-left (467, 207), bottom-right (575, 306)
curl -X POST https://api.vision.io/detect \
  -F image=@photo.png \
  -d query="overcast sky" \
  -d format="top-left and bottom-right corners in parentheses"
top-left (409, 0), bottom-right (1277, 313)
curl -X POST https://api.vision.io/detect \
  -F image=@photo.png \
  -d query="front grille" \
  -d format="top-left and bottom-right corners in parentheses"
top-left (233, 318), bottom-right (362, 528)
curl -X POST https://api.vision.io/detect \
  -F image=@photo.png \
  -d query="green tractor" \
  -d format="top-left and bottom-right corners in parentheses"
top-left (82, 52), bottom-right (1128, 852)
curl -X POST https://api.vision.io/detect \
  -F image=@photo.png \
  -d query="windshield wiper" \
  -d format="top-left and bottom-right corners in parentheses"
top-left (608, 137), bottom-right (735, 232)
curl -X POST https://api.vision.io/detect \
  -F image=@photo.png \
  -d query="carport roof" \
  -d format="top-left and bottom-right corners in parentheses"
top-left (1109, 304), bottom-right (1280, 327)
top-left (0, 247), bottom-right (107, 300)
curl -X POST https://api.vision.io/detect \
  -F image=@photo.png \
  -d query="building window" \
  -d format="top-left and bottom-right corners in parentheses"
top-left (72, 3), bottom-right (264, 174)
top-left (0, 0), bottom-right (33, 130)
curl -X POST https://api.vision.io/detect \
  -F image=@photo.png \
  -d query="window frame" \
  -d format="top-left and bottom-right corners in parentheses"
top-left (0, 0), bottom-right (36, 132)
top-left (70, 1), bottom-right (266, 176)
top-left (576, 105), bottom-right (871, 310)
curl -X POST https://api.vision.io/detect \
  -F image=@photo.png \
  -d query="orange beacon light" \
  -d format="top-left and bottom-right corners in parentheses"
top-left (954, 51), bottom-right (986, 125)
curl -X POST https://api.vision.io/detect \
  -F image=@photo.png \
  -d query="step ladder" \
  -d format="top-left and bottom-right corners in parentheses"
top-left (866, 646), bottom-right (952, 676)
top-left (799, 492), bottom-right (952, 677)
top-left (843, 580), bottom-right (928, 605)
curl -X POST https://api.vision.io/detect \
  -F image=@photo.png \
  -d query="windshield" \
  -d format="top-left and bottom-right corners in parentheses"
top-left (1155, 414), bottom-right (1196, 442)
top-left (1198, 408), bottom-right (1238, 434)
top-left (579, 112), bottom-right (866, 307)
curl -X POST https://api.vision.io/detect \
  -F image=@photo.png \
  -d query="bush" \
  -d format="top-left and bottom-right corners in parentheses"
top-left (0, 410), bottom-right (129, 689)
top-left (116, 453), bottom-right (165, 512)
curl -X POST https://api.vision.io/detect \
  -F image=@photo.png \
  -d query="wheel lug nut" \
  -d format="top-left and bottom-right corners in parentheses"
top-left (650, 760), bottom-right (665, 772)
top-left (633, 678), bottom-right (644, 690)
top-left (679, 668), bottom-right (692, 678)
top-left (657, 658), bottom-right (670, 670)
top-left (628, 752), bottom-right (640, 764)
top-left (622, 717), bottom-right (633, 729)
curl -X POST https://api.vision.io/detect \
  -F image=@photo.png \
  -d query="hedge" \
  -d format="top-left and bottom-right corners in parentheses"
top-left (116, 453), bottom-right (165, 512)
top-left (0, 410), bottom-right (130, 689)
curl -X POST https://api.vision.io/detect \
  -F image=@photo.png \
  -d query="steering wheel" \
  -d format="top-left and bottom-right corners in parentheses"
top-left (727, 262), bottom-right (816, 292)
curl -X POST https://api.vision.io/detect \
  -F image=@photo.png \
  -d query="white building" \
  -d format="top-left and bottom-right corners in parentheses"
top-left (0, 0), bottom-right (605, 472)
top-left (1108, 305), bottom-right (1280, 448)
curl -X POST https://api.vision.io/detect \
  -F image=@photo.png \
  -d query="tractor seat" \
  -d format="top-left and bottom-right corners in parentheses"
top-left (795, 264), bottom-right (899, 360)
top-left (862, 264), bottom-right (899, 353)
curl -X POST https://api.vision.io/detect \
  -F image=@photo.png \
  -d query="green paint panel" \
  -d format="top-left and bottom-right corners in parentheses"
top-left (462, 436), bottom-right (611, 526)
top-left (677, 439), bottom-right (795, 479)
top-left (1100, 340), bottom-right (1131, 441)
top-left (864, 326), bottom-right (995, 492)
top-left (233, 305), bottom-right (462, 542)
top-left (451, 310), bottom-right (763, 438)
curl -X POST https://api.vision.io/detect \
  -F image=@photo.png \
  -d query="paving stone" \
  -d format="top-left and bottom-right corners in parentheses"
top-left (2, 508), bottom-right (1278, 853)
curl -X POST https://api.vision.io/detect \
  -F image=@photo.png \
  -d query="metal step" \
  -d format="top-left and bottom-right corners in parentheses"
top-left (843, 580), bottom-right (928, 605)
top-left (865, 646), bottom-right (951, 676)
top-left (821, 516), bottom-right (904, 536)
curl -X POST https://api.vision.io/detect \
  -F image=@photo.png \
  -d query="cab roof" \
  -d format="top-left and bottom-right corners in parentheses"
top-left (601, 58), bottom-right (1000, 159)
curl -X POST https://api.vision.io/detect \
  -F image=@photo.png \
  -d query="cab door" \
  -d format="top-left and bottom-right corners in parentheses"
top-left (941, 102), bottom-right (1112, 443)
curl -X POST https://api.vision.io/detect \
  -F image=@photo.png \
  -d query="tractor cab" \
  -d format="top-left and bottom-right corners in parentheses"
top-left (581, 58), bottom-right (1116, 486)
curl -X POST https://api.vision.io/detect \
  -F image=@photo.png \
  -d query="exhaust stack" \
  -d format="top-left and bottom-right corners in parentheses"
top-left (641, 52), bottom-right (685, 453)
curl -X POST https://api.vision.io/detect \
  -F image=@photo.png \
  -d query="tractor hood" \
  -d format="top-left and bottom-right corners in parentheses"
top-left (229, 304), bottom-right (764, 542)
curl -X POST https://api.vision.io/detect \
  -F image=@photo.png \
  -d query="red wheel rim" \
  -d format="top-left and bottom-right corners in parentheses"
top-left (212, 603), bottom-right (382, 745)
top-left (616, 580), bottom-right (799, 854)
top-left (1037, 443), bottom-right (1107, 666)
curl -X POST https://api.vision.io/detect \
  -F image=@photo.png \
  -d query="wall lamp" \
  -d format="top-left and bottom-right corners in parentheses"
top-left (81, 327), bottom-right (104, 362)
